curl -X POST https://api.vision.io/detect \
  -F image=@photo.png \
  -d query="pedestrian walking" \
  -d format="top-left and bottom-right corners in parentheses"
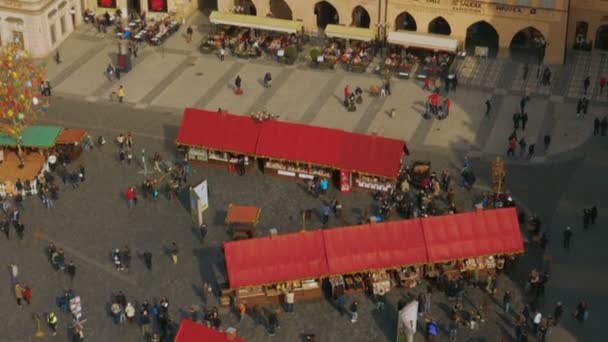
top-left (528, 144), bottom-right (535, 159)
top-left (238, 302), bottom-right (247, 323)
top-left (554, 302), bottom-right (564, 324)
top-left (337, 294), bottom-right (346, 316)
top-left (600, 77), bottom-right (606, 94)
top-left (143, 251), bottom-right (152, 270)
top-left (113, 248), bottom-right (122, 270)
top-left (520, 95), bottom-right (528, 113)
top-left (583, 76), bottom-right (590, 94)
top-left (199, 223), bottom-right (207, 244)
top-left (170, 242), bottom-right (178, 264)
top-left (424, 286), bottom-right (432, 314)
top-left (117, 85), bottom-right (125, 103)
top-left (55, 50), bottom-right (62, 64)
top-left (350, 301), bottom-right (358, 323)
top-left (513, 112), bottom-right (521, 130)
top-left (521, 112), bottom-right (528, 130)
top-left (122, 246), bottom-right (131, 269)
top-left (125, 302), bottom-right (136, 323)
top-left (544, 134), bottom-right (551, 152)
top-left (485, 99), bottom-right (492, 116)
top-left (532, 310), bottom-right (542, 334)
top-left (507, 137), bottom-right (517, 157)
top-left (284, 290), bottom-right (295, 312)
top-left (590, 205), bottom-right (598, 225)
top-left (583, 208), bottom-right (591, 229)
top-left (376, 289), bottom-right (386, 310)
top-left (235, 75), bottom-right (242, 90)
top-left (67, 260), bottom-right (76, 281)
top-left (23, 285), bottom-right (31, 305)
top-left (523, 64), bottom-right (529, 80)
top-left (503, 290), bottom-right (512, 313)
top-left (116, 67), bottom-right (121, 80)
top-left (14, 282), bottom-right (24, 306)
top-left (574, 300), bottom-right (588, 322)
top-left (201, 281), bottom-right (210, 307)
top-left (47, 311), bottom-right (58, 335)
top-left (322, 205), bottom-right (330, 226)
top-left (140, 302), bottom-right (151, 336)
top-left (2, 220), bottom-right (10, 239)
top-left (519, 138), bottom-right (527, 158)
top-left (186, 26), bottom-right (193, 43)
top-left (125, 186), bottom-right (136, 208)
top-left (563, 226), bottom-right (572, 249)
top-left (423, 76), bottom-right (431, 90)
top-left (220, 47), bottom-right (225, 61)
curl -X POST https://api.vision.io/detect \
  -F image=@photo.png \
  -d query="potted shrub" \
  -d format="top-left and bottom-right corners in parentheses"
top-left (285, 46), bottom-right (298, 64)
top-left (310, 48), bottom-right (321, 67)
top-left (199, 37), bottom-right (216, 54)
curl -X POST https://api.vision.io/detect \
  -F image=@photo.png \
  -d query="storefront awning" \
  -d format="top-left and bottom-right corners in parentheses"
top-left (176, 108), bottom-right (261, 155)
top-left (341, 132), bottom-right (405, 178)
top-left (55, 128), bottom-right (87, 145)
top-left (209, 11), bottom-right (303, 34)
top-left (325, 24), bottom-right (376, 42)
top-left (387, 31), bottom-right (458, 52)
top-left (421, 208), bottom-right (524, 263)
top-left (225, 204), bottom-right (261, 226)
top-left (0, 125), bottom-right (61, 148)
top-left (323, 220), bottom-right (427, 275)
top-left (175, 319), bottom-right (246, 342)
top-left (256, 121), bottom-right (345, 168)
top-left (224, 231), bottom-right (329, 288)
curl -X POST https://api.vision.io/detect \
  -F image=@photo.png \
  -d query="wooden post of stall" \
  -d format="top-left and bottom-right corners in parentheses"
top-left (492, 157), bottom-right (506, 196)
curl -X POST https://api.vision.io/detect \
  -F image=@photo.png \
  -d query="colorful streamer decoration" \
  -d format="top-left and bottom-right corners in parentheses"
top-left (0, 42), bottom-right (49, 142)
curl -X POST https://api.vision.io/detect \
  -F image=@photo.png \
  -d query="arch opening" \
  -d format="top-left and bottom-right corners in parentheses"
top-left (464, 21), bottom-right (499, 58)
top-left (428, 16), bottom-right (451, 35)
top-left (314, 1), bottom-right (339, 29)
top-left (351, 5), bottom-right (370, 28)
top-left (269, 0), bottom-right (292, 20)
top-left (394, 11), bottom-right (416, 31)
top-left (509, 26), bottom-right (546, 63)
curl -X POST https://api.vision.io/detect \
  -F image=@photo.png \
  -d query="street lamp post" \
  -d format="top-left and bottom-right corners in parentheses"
top-left (375, 22), bottom-right (390, 58)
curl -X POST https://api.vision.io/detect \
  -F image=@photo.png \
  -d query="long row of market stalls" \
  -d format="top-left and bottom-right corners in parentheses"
top-left (176, 108), bottom-right (408, 192)
top-left (222, 207), bottom-right (523, 306)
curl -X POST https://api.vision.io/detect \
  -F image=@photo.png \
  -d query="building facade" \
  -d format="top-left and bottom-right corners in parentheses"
top-left (87, 0), bottom-right (198, 21)
top-left (214, 0), bottom-right (608, 64)
top-left (0, 0), bottom-right (83, 57)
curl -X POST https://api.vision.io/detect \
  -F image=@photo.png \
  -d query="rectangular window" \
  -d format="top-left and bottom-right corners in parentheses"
top-left (149, 0), bottom-right (167, 12)
top-left (50, 25), bottom-right (56, 44)
top-left (97, 0), bottom-right (116, 8)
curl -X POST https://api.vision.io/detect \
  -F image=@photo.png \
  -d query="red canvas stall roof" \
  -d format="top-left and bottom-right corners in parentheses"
top-left (256, 120), bottom-right (345, 167)
top-left (176, 108), bottom-right (261, 155)
top-left (175, 319), bottom-right (246, 342)
top-left (341, 132), bottom-right (406, 178)
top-left (421, 208), bottom-right (523, 263)
top-left (322, 220), bottom-right (427, 275)
top-left (224, 231), bottom-right (329, 288)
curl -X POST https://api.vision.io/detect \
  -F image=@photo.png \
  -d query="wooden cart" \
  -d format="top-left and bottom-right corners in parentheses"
top-left (225, 204), bottom-right (261, 240)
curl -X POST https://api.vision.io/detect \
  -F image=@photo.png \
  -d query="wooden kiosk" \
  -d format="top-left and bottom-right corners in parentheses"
top-left (55, 128), bottom-right (88, 161)
top-left (225, 204), bottom-right (261, 240)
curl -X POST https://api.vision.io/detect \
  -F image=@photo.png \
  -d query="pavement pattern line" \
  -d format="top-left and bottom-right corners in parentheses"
top-left (32, 231), bottom-right (138, 286)
top-left (50, 42), bottom-right (109, 87)
top-left (300, 73), bottom-right (345, 124)
top-left (246, 68), bottom-right (296, 114)
top-left (91, 50), bottom-right (154, 98)
top-left (192, 62), bottom-right (247, 109)
top-left (139, 56), bottom-right (198, 104)
top-left (475, 94), bottom-right (505, 149)
top-left (353, 95), bottom-right (384, 133)
top-left (40, 117), bottom-right (168, 141)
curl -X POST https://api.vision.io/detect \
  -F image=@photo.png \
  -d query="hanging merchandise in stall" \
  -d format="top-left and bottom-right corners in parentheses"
top-left (148, 0), bottom-right (168, 12)
top-left (97, 0), bottom-right (116, 8)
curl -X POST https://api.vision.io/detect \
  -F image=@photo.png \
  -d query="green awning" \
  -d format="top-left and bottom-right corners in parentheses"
top-left (325, 25), bottom-right (376, 42)
top-left (209, 11), bottom-right (303, 34)
top-left (0, 125), bottom-right (61, 148)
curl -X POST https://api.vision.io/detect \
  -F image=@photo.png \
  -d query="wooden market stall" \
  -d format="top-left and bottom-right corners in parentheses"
top-left (55, 128), bottom-right (88, 161)
top-left (0, 125), bottom-right (61, 195)
top-left (256, 121), bottom-right (345, 182)
top-left (322, 219), bottom-right (427, 298)
top-left (224, 230), bottom-right (327, 306)
top-left (176, 108), bottom-right (261, 173)
top-left (421, 207), bottom-right (524, 282)
top-left (225, 204), bottom-right (261, 240)
top-left (323, 24), bottom-right (376, 73)
top-left (175, 319), bottom-right (246, 342)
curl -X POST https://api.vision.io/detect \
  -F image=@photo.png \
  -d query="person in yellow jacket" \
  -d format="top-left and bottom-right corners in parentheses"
top-left (47, 311), bottom-right (58, 335)
top-left (117, 85), bottom-right (125, 103)
top-left (14, 282), bottom-right (24, 306)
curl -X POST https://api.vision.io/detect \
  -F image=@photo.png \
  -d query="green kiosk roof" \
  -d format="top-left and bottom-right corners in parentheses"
top-left (0, 125), bottom-right (61, 148)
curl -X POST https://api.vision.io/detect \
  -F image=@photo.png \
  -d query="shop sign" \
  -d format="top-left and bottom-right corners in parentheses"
top-left (495, 4), bottom-right (536, 15)
top-left (451, 0), bottom-right (483, 13)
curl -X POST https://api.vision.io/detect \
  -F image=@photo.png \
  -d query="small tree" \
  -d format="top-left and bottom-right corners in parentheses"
top-left (285, 46), bottom-right (298, 64)
top-left (310, 48), bottom-right (321, 63)
top-left (0, 41), bottom-right (49, 166)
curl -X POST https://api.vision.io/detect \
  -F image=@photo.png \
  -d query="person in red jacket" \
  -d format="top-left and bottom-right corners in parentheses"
top-left (599, 77), bottom-right (606, 94)
top-left (423, 76), bottom-right (431, 90)
top-left (125, 186), bottom-right (136, 209)
top-left (343, 85), bottom-right (350, 102)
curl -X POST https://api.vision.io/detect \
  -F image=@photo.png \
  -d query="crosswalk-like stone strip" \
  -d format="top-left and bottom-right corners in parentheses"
top-left (568, 53), bottom-right (593, 98)
top-left (90, 49), bottom-right (154, 98)
top-left (300, 73), bottom-right (345, 124)
top-left (470, 59), bottom-right (491, 86)
top-left (246, 68), bottom-right (295, 114)
top-left (138, 56), bottom-right (197, 105)
top-left (488, 59), bottom-right (504, 86)
top-left (353, 94), bottom-right (385, 134)
top-left (566, 54), bottom-right (586, 98)
top-left (496, 60), bottom-right (518, 90)
top-left (534, 100), bottom-right (557, 157)
top-left (585, 53), bottom-right (602, 97)
top-left (592, 54), bottom-right (608, 101)
top-left (50, 42), bottom-right (111, 87)
top-left (191, 62), bottom-right (246, 109)
top-left (551, 57), bottom-right (574, 97)
top-left (475, 93), bottom-right (505, 148)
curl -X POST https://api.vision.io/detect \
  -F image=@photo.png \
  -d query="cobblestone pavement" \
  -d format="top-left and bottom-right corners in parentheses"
top-left (1, 11), bottom-right (607, 342)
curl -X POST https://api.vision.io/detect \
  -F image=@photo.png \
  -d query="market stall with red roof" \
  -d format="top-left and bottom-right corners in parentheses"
top-left (176, 108), bottom-right (261, 171)
top-left (223, 230), bottom-right (328, 305)
top-left (421, 207), bottom-right (524, 280)
top-left (340, 132), bottom-right (407, 192)
top-left (175, 319), bottom-right (246, 342)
